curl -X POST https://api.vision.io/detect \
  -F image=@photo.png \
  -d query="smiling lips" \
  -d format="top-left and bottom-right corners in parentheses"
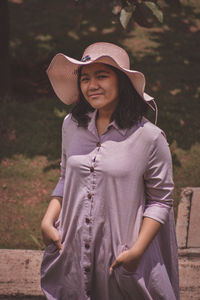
top-left (88, 93), bottom-right (103, 98)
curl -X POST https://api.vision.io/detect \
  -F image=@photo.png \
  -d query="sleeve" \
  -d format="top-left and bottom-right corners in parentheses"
top-left (143, 131), bottom-right (174, 224)
top-left (51, 117), bottom-right (68, 198)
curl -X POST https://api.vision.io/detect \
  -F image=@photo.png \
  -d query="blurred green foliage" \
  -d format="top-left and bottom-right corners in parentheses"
top-left (0, 0), bottom-right (200, 248)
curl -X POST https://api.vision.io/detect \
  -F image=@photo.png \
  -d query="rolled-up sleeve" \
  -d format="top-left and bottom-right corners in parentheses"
top-left (143, 132), bottom-right (174, 224)
top-left (51, 119), bottom-right (67, 198)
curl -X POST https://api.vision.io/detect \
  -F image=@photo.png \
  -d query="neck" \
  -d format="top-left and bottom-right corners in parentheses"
top-left (95, 109), bottom-right (113, 137)
top-left (97, 108), bottom-right (113, 121)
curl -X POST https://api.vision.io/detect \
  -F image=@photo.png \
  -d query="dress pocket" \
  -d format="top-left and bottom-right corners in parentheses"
top-left (118, 264), bottom-right (138, 277)
top-left (40, 243), bottom-right (60, 274)
top-left (116, 244), bottom-right (139, 277)
top-left (114, 245), bottom-right (143, 300)
top-left (45, 242), bottom-right (59, 254)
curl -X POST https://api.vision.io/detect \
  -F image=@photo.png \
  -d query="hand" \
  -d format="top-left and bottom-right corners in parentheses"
top-left (110, 247), bottom-right (142, 273)
top-left (41, 221), bottom-right (62, 252)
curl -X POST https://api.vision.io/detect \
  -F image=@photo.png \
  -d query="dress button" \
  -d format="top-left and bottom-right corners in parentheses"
top-left (87, 193), bottom-right (92, 199)
top-left (84, 266), bottom-right (91, 273)
top-left (96, 142), bottom-right (101, 147)
top-left (85, 218), bottom-right (90, 224)
top-left (85, 243), bottom-right (90, 249)
top-left (90, 166), bottom-right (94, 172)
top-left (86, 290), bottom-right (91, 296)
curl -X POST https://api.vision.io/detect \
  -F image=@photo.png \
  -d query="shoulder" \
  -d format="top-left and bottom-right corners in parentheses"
top-left (63, 113), bottom-right (73, 124)
top-left (139, 118), bottom-right (167, 144)
top-left (139, 119), bottom-right (172, 162)
top-left (62, 113), bottom-right (78, 131)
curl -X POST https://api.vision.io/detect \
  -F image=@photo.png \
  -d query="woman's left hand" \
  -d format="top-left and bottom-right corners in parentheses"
top-left (110, 247), bottom-right (142, 273)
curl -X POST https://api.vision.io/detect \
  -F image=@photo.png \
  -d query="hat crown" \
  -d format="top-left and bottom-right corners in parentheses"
top-left (82, 42), bottom-right (130, 69)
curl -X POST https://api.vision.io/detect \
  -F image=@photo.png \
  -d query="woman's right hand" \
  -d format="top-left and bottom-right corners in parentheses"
top-left (41, 221), bottom-right (62, 251)
top-left (41, 197), bottom-right (62, 251)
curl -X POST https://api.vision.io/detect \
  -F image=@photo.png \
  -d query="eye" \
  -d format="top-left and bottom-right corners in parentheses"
top-left (80, 77), bottom-right (89, 82)
top-left (97, 75), bottom-right (107, 79)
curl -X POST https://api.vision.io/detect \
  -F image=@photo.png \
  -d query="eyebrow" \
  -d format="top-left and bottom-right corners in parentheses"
top-left (80, 70), bottom-right (110, 77)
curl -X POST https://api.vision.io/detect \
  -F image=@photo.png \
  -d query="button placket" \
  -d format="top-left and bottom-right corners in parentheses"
top-left (91, 144), bottom-right (99, 191)
top-left (82, 189), bottom-right (92, 291)
top-left (82, 176), bottom-right (94, 294)
top-left (83, 140), bottom-right (101, 296)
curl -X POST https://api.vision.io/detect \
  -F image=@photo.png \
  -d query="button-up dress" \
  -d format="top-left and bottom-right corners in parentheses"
top-left (40, 110), bottom-right (179, 300)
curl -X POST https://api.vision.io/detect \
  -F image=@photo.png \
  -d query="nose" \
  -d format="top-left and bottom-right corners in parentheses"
top-left (88, 77), bottom-right (99, 90)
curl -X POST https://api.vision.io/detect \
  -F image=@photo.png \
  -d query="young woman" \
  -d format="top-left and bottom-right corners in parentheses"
top-left (40, 42), bottom-right (179, 300)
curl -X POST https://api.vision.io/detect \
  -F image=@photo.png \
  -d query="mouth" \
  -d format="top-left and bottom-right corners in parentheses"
top-left (88, 93), bottom-right (103, 98)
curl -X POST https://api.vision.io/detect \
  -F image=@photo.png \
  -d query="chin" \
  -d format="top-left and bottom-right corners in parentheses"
top-left (89, 102), bottom-right (104, 110)
top-left (90, 106), bottom-right (102, 110)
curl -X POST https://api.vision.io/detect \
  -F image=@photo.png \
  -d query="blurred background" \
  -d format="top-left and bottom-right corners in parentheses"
top-left (0, 0), bottom-right (200, 250)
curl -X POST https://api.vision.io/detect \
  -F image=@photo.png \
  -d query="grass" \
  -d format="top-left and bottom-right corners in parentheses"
top-left (0, 154), bottom-right (57, 249)
top-left (0, 0), bottom-right (200, 249)
top-left (172, 142), bottom-right (200, 208)
top-left (0, 98), bottom-right (70, 249)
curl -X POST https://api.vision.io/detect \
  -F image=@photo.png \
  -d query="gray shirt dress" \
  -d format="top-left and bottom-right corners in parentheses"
top-left (40, 110), bottom-right (179, 300)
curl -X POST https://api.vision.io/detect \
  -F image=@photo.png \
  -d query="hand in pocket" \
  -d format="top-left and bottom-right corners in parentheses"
top-left (41, 223), bottom-right (62, 252)
top-left (110, 247), bottom-right (142, 273)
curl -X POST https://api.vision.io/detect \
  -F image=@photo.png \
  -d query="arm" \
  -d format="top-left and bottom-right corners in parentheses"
top-left (41, 116), bottom-right (68, 251)
top-left (110, 217), bottom-right (161, 272)
top-left (111, 132), bottom-right (173, 272)
top-left (143, 132), bottom-right (174, 224)
top-left (41, 197), bottom-right (62, 250)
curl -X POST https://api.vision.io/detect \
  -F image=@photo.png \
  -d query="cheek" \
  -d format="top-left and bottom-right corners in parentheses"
top-left (109, 79), bottom-right (119, 97)
top-left (80, 84), bottom-right (87, 98)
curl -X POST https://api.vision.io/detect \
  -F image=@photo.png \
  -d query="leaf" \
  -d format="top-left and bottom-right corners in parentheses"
top-left (112, 5), bottom-right (122, 15)
top-left (120, 4), bottom-right (136, 29)
top-left (143, 1), bottom-right (163, 23)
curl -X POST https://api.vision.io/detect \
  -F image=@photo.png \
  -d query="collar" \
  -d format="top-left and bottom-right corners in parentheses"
top-left (87, 109), bottom-right (98, 137)
top-left (87, 109), bottom-right (128, 137)
top-left (108, 119), bottom-right (128, 136)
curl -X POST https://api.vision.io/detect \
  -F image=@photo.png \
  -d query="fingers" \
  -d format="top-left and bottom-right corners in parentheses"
top-left (109, 250), bottom-right (134, 273)
top-left (41, 223), bottom-right (54, 246)
top-left (110, 259), bottom-right (122, 273)
top-left (53, 238), bottom-right (62, 253)
top-left (41, 224), bottom-right (62, 253)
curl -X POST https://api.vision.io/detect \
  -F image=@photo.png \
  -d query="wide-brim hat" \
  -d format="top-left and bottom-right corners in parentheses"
top-left (46, 42), bottom-right (157, 123)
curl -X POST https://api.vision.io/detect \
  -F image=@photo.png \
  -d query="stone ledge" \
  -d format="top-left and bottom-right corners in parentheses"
top-left (1, 248), bottom-right (200, 299)
top-left (0, 297), bottom-right (45, 300)
top-left (179, 255), bottom-right (200, 300)
top-left (178, 247), bottom-right (200, 258)
top-left (0, 249), bottom-right (44, 297)
top-left (176, 187), bottom-right (200, 300)
top-left (1, 185), bottom-right (200, 299)
top-left (176, 187), bottom-right (200, 249)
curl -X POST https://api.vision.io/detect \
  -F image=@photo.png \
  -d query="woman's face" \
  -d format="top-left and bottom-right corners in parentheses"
top-left (80, 63), bottom-right (119, 113)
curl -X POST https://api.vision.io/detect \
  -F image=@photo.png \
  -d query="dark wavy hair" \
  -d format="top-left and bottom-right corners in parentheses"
top-left (71, 64), bottom-right (149, 129)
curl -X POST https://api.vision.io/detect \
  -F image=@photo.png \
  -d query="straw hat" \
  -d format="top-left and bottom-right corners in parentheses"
top-left (47, 42), bottom-right (157, 122)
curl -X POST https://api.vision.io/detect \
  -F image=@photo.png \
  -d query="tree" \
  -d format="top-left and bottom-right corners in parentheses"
top-left (74, 0), bottom-right (181, 30)
top-left (0, 0), bottom-right (10, 101)
top-left (112, 0), bottom-right (164, 29)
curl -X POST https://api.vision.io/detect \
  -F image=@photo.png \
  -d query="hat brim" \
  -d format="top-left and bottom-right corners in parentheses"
top-left (47, 53), bottom-right (154, 105)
